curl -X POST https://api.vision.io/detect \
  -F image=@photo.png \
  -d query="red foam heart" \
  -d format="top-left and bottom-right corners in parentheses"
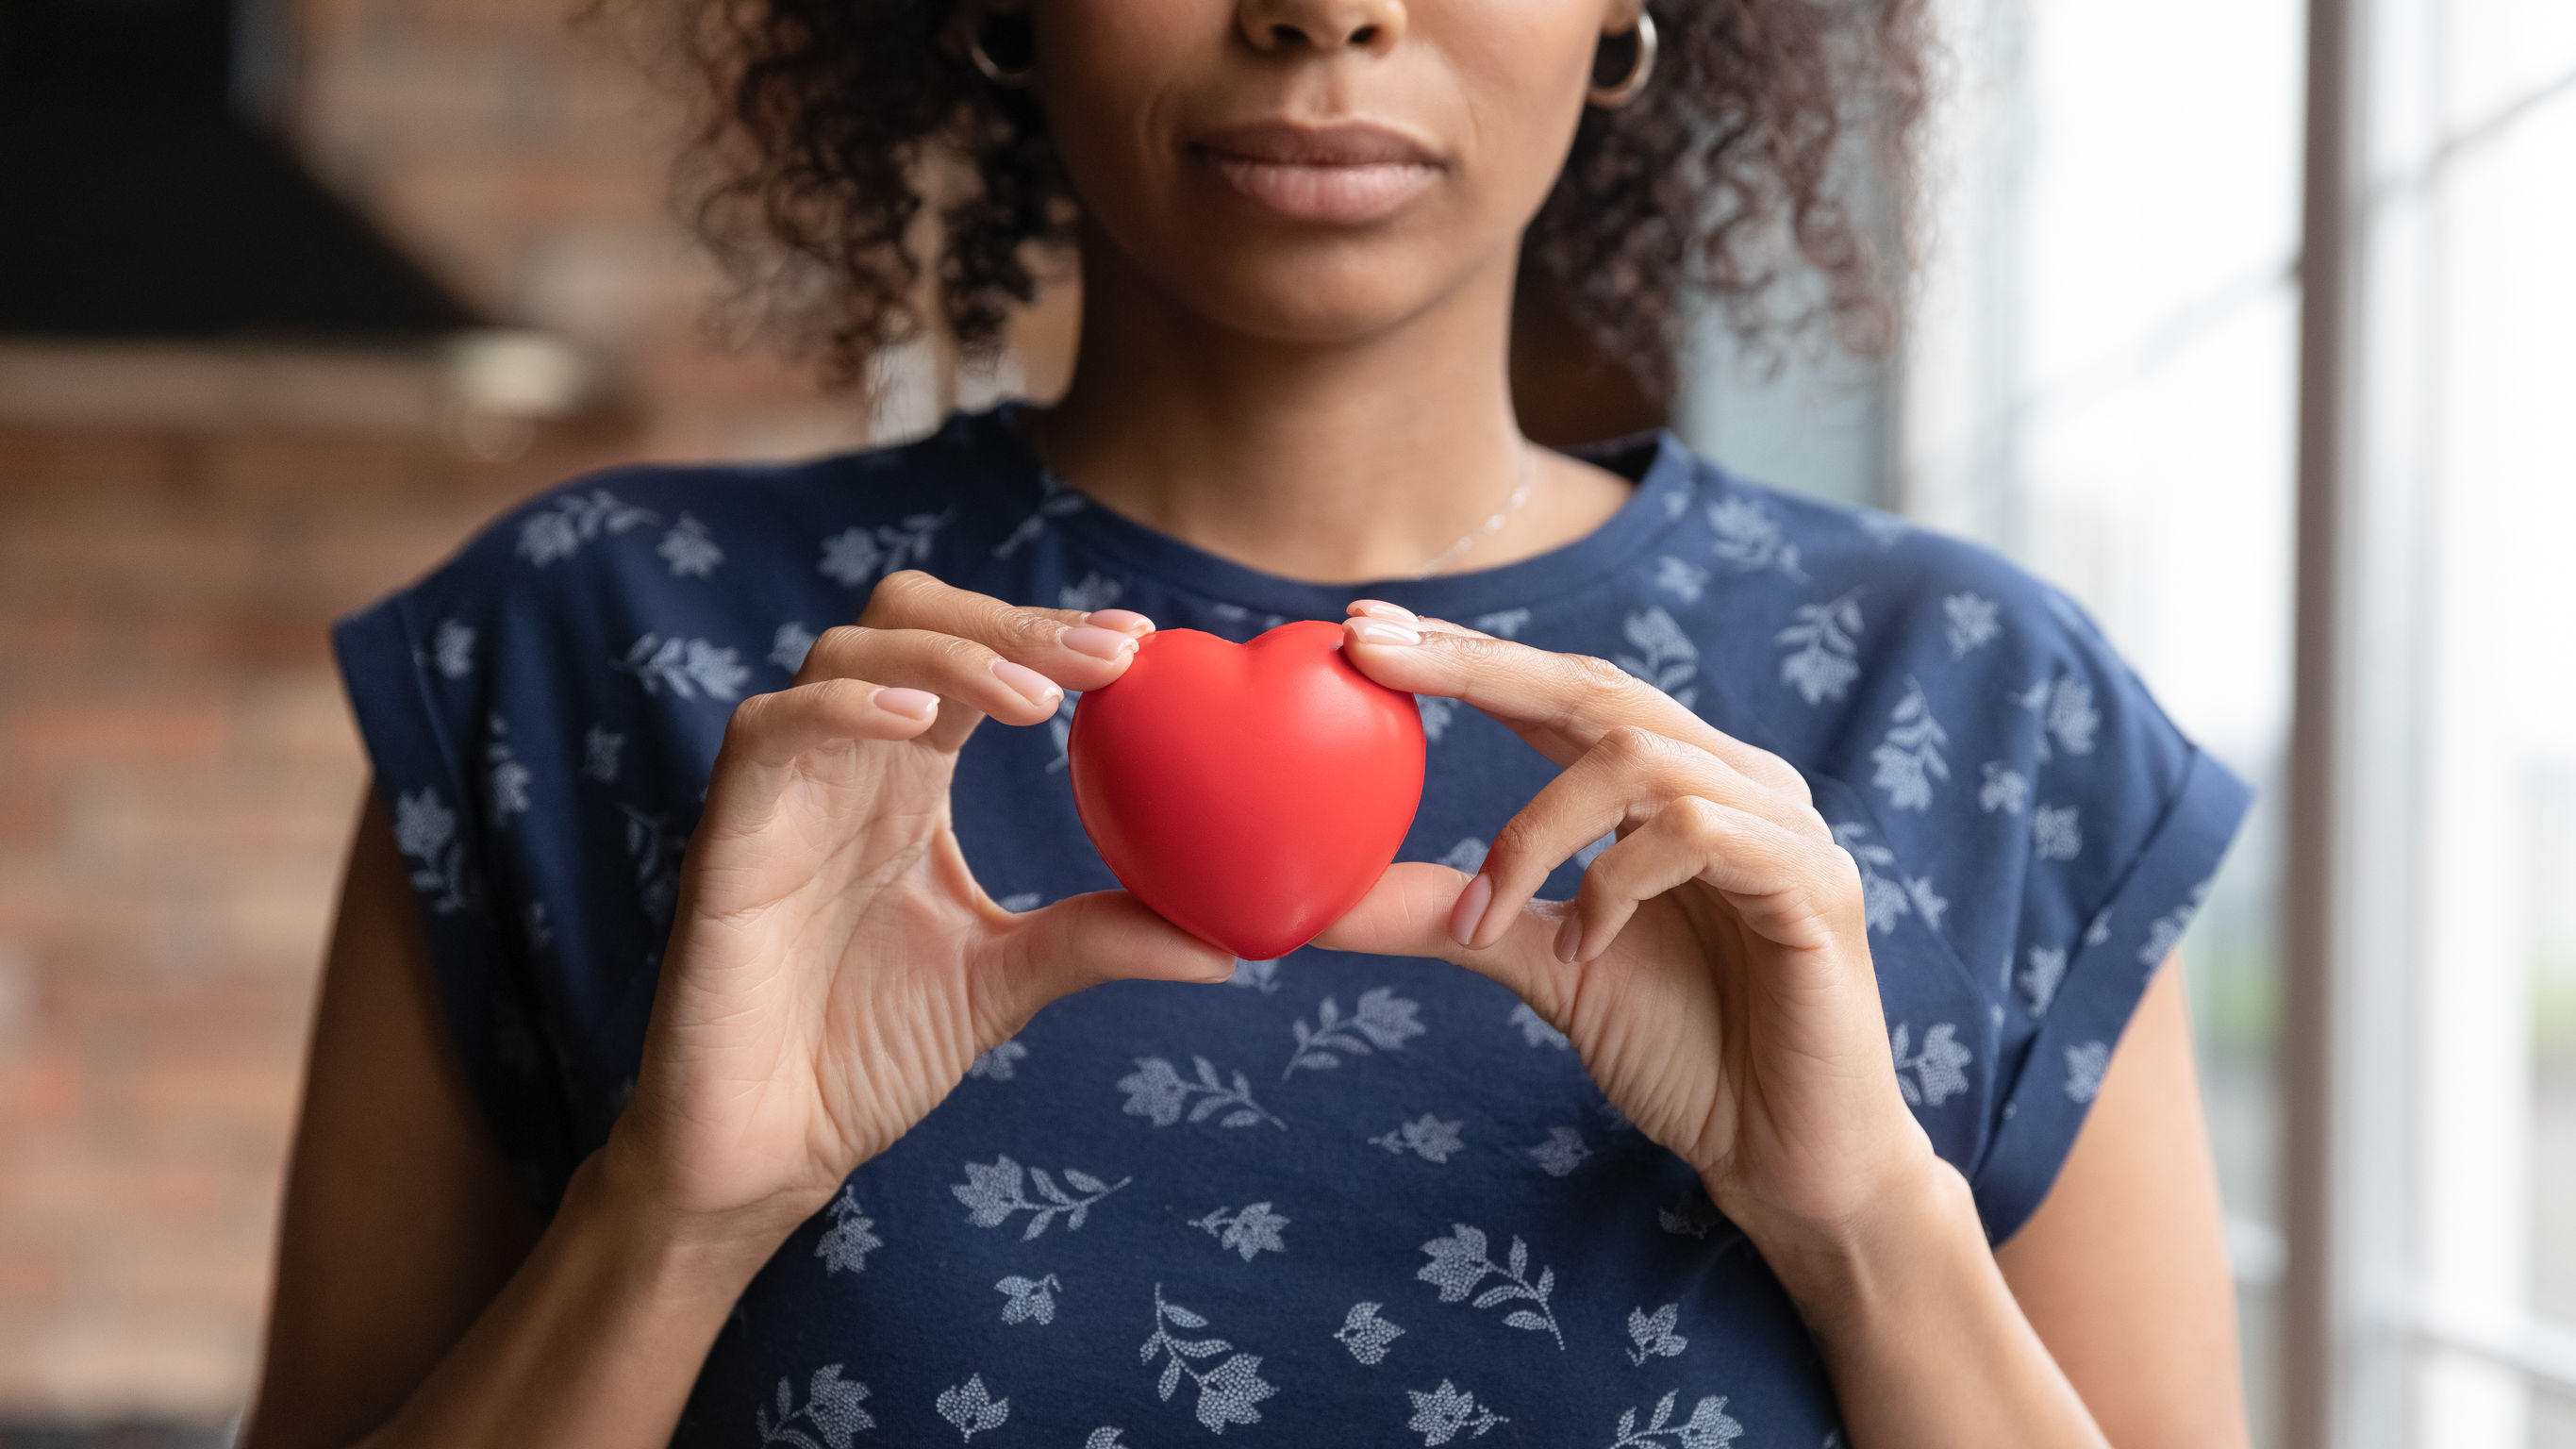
top-left (1068, 619), bottom-right (1427, 960)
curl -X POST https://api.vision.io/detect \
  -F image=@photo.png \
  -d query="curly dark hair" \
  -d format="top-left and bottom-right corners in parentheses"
top-left (673, 0), bottom-right (1928, 400)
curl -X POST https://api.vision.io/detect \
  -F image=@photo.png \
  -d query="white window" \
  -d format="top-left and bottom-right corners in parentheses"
top-left (1679, 0), bottom-right (2576, 1441)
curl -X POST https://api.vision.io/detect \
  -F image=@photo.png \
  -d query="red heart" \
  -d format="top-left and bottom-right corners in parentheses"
top-left (1068, 620), bottom-right (1427, 960)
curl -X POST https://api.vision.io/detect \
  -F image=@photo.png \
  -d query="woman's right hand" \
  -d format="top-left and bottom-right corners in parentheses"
top-left (597, 571), bottom-right (1235, 1249)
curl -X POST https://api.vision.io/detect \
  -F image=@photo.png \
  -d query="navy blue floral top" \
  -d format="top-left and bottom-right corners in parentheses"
top-left (334, 406), bottom-right (2249, 1448)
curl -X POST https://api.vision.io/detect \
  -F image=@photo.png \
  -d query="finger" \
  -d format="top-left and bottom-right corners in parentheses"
top-left (1345, 599), bottom-right (1483, 638)
top-left (1313, 861), bottom-right (1586, 1030)
top-left (1338, 620), bottom-right (1814, 807)
top-left (1087, 608), bottom-right (1157, 638)
top-left (988, 890), bottom-right (1237, 1022)
top-left (718, 678), bottom-right (943, 768)
top-left (860, 570), bottom-right (1152, 690)
top-left (1567, 796), bottom-right (1860, 963)
top-left (849, 572), bottom-right (1156, 750)
top-left (1461, 725), bottom-right (1797, 951)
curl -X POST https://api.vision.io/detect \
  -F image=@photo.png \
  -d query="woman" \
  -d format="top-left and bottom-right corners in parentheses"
top-left (246, 0), bottom-right (2253, 1444)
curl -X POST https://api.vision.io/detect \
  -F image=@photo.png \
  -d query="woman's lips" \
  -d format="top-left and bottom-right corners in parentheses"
top-left (1191, 123), bottom-right (1443, 225)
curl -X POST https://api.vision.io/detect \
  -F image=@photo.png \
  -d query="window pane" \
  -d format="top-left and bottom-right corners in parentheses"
top-left (1901, 0), bottom-right (2305, 1430)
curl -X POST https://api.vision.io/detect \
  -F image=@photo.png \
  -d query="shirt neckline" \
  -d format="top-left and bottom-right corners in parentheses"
top-left (977, 401), bottom-right (1701, 622)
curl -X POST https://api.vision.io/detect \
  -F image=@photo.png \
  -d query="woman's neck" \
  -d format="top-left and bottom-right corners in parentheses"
top-left (1035, 233), bottom-right (1633, 585)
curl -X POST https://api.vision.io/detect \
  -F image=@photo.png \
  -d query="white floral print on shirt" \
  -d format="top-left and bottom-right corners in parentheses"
top-left (1626, 1304), bottom-right (1687, 1365)
top-left (1336, 1302), bottom-right (1404, 1365)
top-left (934, 1374), bottom-right (1008, 1441)
top-left (1193, 1202), bottom-right (1289, 1261)
top-left (814, 1187), bottom-right (882, 1275)
top-left (1776, 591), bottom-right (1864, 705)
top-left (1408, 1379), bottom-right (1509, 1443)
top-left (658, 513), bottom-right (723, 576)
top-left (393, 789), bottom-right (470, 915)
top-left (518, 489), bottom-right (655, 566)
top-left (756, 1365), bottom-right (873, 1448)
top-left (818, 510), bottom-right (954, 588)
top-left (1654, 555), bottom-right (1711, 602)
top-left (1870, 678), bottom-right (1951, 810)
top-left (1831, 822), bottom-right (1910, 935)
top-left (2031, 804), bottom-right (2083, 861)
top-left (1140, 1284), bottom-right (1279, 1434)
top-left (1528, 1126), bottom-right (1590, 1177)
top-left (1509, 1002), bottom-right (1571, 1049)
top-left (967, 1041), bottom-right (1028, 1081)
top-left (1373, 1114), bottom-right (1466, 1163)
top-left (1890, 1023), bottom-right (1972, 1108)
top-left (1615, 607), bottom-right (1700, 709)
top-left (769, 621), bottom-right (817, 675)
top-left (1943, 591), bottom-right (2001, 658)
top-left (2065, 1041), bottom-right (2113, 1103)
top-left (2017, 947), bottom-right (2069, 1014)
top-left (1283, 988), bottom-right (1426, 1078)
top-left (1118, 1057), bottom-right (1286, 1130)
top-left (1604, 1391), bottom-right (1742, 1448)
top-left (582, 724), bottom-right (623, 783)
top-left (1417, 1224), bottom-right (1565, 1349)
top-left (618, 634), bottom-right (750, 701)
top-left (950, 1156), bottom-right (1130, 1240)
top-left (995, 1273), bottom-right (1061, 1324)
top-left (1707, 496), bottom-right (1805, 579)
top-left (433, 619), bottom-right (475, 678)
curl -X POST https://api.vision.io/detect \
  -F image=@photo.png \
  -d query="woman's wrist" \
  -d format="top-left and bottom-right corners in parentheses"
top-left (1707, 1137), bottom-right (1976, 1332)
top-left (582, 1128), bottom-right (814, 1304)
top-left (1715, 1148), bottom-right (2107, 1447)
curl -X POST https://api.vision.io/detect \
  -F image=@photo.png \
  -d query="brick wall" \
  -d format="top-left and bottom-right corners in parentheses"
top-left (0, 0), bottom-right (1068, 1423)
top-left (287, 0), bottom-right (891, 459)
top-left (0, 421), bottom-right (643, 1420)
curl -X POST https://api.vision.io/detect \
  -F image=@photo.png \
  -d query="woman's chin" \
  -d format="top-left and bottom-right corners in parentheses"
top-left (1174, 255), bottom-right (1465, 350)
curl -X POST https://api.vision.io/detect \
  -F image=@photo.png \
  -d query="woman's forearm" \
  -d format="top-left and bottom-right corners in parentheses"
top-left (1739, 1158), bottom-right (2109, 1449)
top-left (357, 1146), bottom-right (788, 1449)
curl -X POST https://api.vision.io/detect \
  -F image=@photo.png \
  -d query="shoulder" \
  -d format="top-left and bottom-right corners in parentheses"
top-left (1634, 458), bottom-right (2250, 1236)
top-left (1640, 461), bottom-right (2142, 780)
top-left (1664, 457), bottom-right (2222, 898)
top-left (445, 412), bottom-right (1030, 600)
top-left (329, 411), bottom-right (1047, 816)
top-left (350, 411), bottom-right (1050, 683)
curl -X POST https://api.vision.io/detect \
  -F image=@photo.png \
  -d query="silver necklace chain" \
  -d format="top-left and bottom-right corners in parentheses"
top-left (1411, 442), bottom-right (1539, 577)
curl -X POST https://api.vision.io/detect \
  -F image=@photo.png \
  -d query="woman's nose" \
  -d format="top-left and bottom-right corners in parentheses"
top-left (1235, 0), bottom-right (1406, 55)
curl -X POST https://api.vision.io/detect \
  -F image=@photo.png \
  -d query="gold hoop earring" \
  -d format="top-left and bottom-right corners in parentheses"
top-left (1586, 10), bottom-right (1656, 109)
top-left (968, 12), bottom-right (1036, 88)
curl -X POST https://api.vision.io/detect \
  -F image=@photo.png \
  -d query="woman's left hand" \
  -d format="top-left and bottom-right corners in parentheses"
top-left (1317, 604), bottom-right (1943, 1252)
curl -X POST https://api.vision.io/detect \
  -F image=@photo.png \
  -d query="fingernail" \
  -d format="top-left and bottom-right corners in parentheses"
top-left (1348, 618), bottom-right (1421, 646)
top-left (1348, 598), bottom-right (1418, 623)
top-left (1449, 873), bottom-right (1492, 949)
top-left (874, 686), bottom-right (939, 721)
top-left (1059, 625), bottom-right (1139, 661)
top-left (990, 658), bottom-right (1062, 707)
top-left (1553, 912), bottom-right (1583, 964)
top-left (1086, 608), bottom-right (1155, 636)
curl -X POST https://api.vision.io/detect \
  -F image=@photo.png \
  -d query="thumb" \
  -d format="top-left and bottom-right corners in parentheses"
top-left (1315, 862), bottom-right (1582, 1027)
top-left (990, 890), bottom-right (1238, 1013)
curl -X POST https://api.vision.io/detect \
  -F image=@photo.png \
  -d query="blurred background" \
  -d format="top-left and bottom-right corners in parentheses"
top-left (0, 0), bottom-right (2567, 1444)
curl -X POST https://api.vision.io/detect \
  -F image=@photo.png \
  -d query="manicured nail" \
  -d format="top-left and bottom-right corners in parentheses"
top-left (1348, 598), bottom-right (1418, 623)
top-left (1553, 912), bottom-right (1583, 964)
top-left (1059, 625), bottom-right (1138, 661)
top-left (990, 658), bottom-right (1062, 707)
top-left (1087, 608), bottom-right (1155, 636)
top-left (1449, 873), bottom-right (1493, 949)
top-left (873, 686), bottom-right (939, 721)
top-left (1348, 618), bottom-right (1421, 646)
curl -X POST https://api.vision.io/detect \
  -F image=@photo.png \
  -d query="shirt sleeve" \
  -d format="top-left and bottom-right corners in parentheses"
top-left (333, 578), bottom-right (587, 1212)
top-left (1946, 585), bottom-right (2254, 1241)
